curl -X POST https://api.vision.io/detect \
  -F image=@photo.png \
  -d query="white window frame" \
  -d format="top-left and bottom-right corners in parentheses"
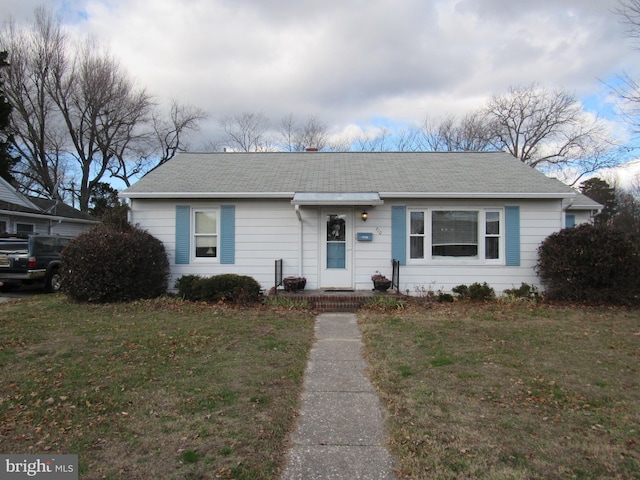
top-left (408, 208), bottom-right (504, 265)
top-left (192, 208), bottom-right (219, 262)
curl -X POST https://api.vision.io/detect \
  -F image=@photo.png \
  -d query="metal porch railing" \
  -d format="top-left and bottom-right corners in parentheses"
top-left (391, 258), bottom-right (400, 294)
top-left (274, 259), bottom-right (283, 294)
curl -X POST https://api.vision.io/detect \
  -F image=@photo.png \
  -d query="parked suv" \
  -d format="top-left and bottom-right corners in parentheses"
top-left (0, 234), bottom-right (71, 292)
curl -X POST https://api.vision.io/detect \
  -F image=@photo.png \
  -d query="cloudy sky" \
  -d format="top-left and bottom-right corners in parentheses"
top-left (3, 0), bottom-right (640, 169)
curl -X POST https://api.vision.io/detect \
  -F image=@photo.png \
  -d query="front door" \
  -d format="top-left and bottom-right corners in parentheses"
top-left (320, 210), bottom-right (353, 289)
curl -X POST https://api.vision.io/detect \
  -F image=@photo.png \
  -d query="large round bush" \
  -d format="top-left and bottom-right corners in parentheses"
top-left (61, 224), bottom-right (170, 302)
top-left (536, 224), bottom-right (640, 304)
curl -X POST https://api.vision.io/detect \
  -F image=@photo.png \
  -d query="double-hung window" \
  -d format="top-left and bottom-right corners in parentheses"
top-left (409, 211), bottom-right (425, 259)
top-left (485, 211), bottom-right (500, 259)
top-left (194, 210), bottom-right (218, 258)
top-left (409, 209), bottom-right (502, 262)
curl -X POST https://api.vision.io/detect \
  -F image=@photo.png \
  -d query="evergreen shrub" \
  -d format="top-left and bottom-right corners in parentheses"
top-left (536, 224), bottom-right (640, 304)
top-left (175, 274), bottom-right (262, 305)
top-left (61, 224), bottom-right (170, 302)
top-left (453, 282), bottom-right (495, 301)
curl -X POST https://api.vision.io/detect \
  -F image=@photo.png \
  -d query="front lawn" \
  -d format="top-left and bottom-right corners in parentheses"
top-left (360, 303), bottom-right (640, 479)
top-left (3, 296), bottom-right (638, 479)
top-left (0, 295), bottom-right (315, 479)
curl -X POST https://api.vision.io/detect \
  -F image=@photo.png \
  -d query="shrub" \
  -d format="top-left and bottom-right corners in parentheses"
top-left (503, 283), bottom-right (539, 301)
top-left (175, 274), bottom-right (262, 305)
top-left (438, 292), bottom-right (455, 303)
top-left (452, 284), bottom-right (470, 299)
top-left (61, 224), bottom-right (169, 303)
top-left (536, 224), bottom-right (640, 304)
top-left (468, 282), bottom-right (495, 301)
top-left (453, 282), bottom-right (495, 301)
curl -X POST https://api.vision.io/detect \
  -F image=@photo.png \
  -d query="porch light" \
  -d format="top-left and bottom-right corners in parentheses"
top-left (361, 210), bottom-right (368, 222)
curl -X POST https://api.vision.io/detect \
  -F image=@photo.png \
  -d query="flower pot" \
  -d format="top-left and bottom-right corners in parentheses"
top-left (373, 280), bottom-right (391, 292)
top-left (284, 277), bottom-right (306, 292)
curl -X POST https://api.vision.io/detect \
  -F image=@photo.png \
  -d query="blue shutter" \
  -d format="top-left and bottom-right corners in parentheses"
top-left (505, 206), bottom-right (520, 266)
top-left (175, 205), bottom-right (190, 264)
top-left (220, 205), bottom-right (235, 264)
top-left (391, 206), bottom-right (407, 265)
top-left (565, 214), bottom-right (576, 228)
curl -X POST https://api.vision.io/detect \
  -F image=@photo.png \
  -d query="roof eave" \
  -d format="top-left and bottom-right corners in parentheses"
top-left (121, 191), bottom-right (576, 200)
top-left (120, 192), bottom-right (295, 199)
top-left (0, 209), bottom-right (100, 224)
top-left (380, 192), bottom-right (576, 199)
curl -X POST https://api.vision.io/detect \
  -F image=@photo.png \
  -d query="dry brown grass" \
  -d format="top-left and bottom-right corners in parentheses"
top-left (0, 295), bottom-right (315, 479)
top-left (359, 302), bottom-right (640, 479)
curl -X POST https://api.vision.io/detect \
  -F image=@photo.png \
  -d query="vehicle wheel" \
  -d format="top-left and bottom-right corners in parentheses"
top-left (45, 269), bottom-right (62, 293)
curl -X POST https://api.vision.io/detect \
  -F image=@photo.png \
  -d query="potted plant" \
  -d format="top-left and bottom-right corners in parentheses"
top-left (283, 276), bottom-right (306, 292)
top-left (371, 272), bottom-right (391, 292)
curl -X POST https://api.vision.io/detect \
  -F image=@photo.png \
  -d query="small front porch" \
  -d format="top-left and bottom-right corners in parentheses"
top-left (272, 289), bottom-right (403, 312)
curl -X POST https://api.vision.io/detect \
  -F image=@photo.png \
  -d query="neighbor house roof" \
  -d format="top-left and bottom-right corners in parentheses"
top-left (564, 192), bottom-right (603, 211)
top-left (28, 197), bottom-right (97, 223)
top-left (0, 177), bottom-right (98, 224)
top-left (121, 151), bottom-right (578, 200)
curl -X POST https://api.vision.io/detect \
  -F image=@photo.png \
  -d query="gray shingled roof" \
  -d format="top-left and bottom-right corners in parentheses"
top-left (565, 192), bottom-right (603, 210)
top-left (121, 151), bottom-right (577, 199)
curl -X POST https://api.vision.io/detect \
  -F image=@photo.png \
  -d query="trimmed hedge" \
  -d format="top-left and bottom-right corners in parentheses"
top-left (536, 224), bottom-right (640, 304)
top-left (61, 224), bottom-right (170, 303)
top-left (175, 274), bottom-right (262, 305)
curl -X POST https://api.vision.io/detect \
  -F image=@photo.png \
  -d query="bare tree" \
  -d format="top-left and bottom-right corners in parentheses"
top-left (220, 112), bottom-right (271, 152)
top-left (48, 38), bottom-right (154, 210)
top-left (352, 128), bottom-right (393, 152)
top-left (277, 114), bottom-right (329, 151)
top-left (483, 84), bottom-right (617, 185)
top-left (1, 8), bottom-right (68, 200)
top-left (617, 0), bottom-right (640, 41)
top-left (109, 99), bottom-right (208, 187)
top-left (422, 113), bottom-right (490, 151)
top-left (1, 8), bottom-right (205, 209)
top-left (153, 100), bottom-right (208, 164)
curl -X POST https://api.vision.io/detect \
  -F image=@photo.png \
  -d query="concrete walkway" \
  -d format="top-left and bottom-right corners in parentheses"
top-left (282, 313), bottom-right (397, 480)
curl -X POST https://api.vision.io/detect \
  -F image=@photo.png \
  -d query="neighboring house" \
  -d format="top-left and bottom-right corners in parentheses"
top-left (564, 192), bottom-right (602, 228)
top-left (120, 151), bottom-right (601, 295)
top-left (0, 177), bottom-right (99, 236)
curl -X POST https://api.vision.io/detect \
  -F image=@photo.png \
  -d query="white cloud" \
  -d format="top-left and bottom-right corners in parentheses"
top-left (2, 0), bottom-right (639, 152)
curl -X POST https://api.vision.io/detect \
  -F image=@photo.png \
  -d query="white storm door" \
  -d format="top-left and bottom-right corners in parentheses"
top-left (320, 210), bottom-right (353, 289)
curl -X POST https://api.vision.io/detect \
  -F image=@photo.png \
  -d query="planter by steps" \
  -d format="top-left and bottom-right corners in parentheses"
top-left (283, 276), bottom-right (306, 292)
top-left (373, 280), bottom-right (392, 292)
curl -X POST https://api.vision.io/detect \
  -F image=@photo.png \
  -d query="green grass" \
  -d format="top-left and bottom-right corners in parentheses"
top-left (359, 302), bottom-right (640, 479)
top-left (0, 295), bottom-right (315, 479)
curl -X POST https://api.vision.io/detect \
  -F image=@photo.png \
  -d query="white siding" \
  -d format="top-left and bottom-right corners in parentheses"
top-left (130, 199), bottom-right (301, 291)
top-left (49, 222), bottom-right (94, 236)
top-left (0, 214), bottom-right (93, 236)
top-left (130, 197), bottom-right (568, 295)
top-left (380, 198), bottom-right (563, 294)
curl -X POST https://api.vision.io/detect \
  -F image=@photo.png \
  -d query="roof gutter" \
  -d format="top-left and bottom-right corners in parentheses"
top-left (380, 192), bottom-right (577, 199)
top-left (0, 209), bottom-right (99, 224)
top-left (120, 191), bottom-right (577, 201)
top-left (119, 191), bottom-right (295, 199)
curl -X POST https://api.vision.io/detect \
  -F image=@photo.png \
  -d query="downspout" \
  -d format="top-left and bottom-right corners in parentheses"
top-left (295, 204), bottom-right (303, 277)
